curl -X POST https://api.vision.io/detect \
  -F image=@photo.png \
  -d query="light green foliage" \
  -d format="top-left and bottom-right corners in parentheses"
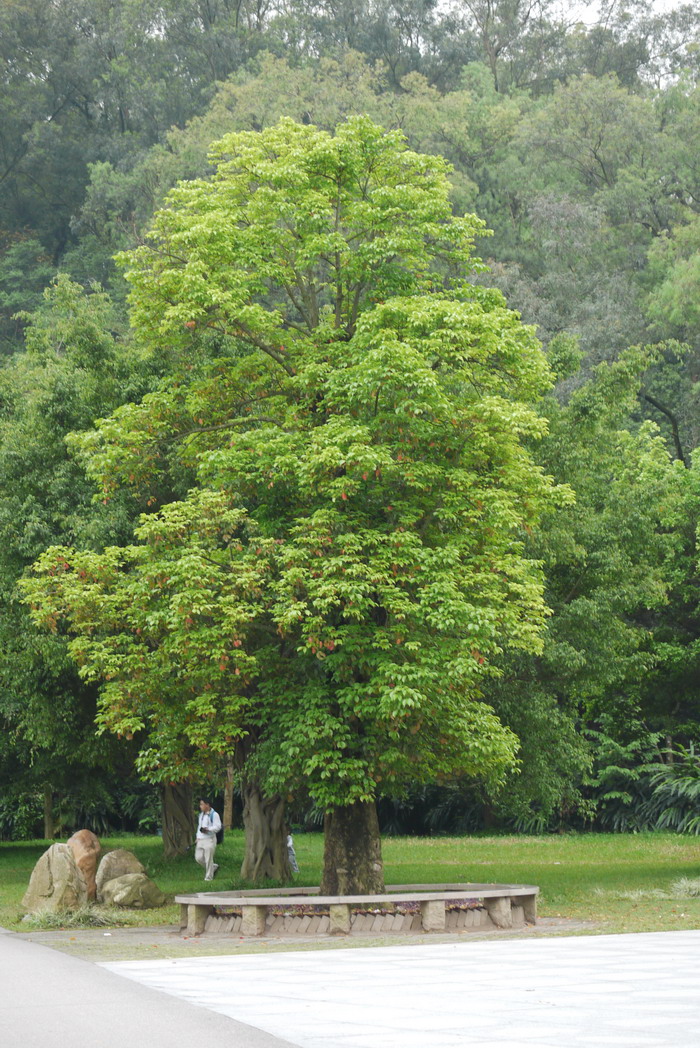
top-left (647, 214), bottom-right (700, 334)
top-left (120, 117), bottom-right (489, 349)
top-left (25, 118), bottom-right (565, 811)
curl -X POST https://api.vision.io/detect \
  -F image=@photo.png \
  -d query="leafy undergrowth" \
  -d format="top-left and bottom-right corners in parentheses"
top-left (2, 831), bottom-right (700, 935)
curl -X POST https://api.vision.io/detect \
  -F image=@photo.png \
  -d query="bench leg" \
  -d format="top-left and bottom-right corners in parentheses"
top-left (187, 904), bottom-right (213, 936)
top-left (329, 903), bottom-right (351, 935)
top-left (484, 896), bottom-right (512, 929)
top-left (421, 899), bottom-right (446, 932)
top-left (241, 905), bottom-right (267, 936)
top-left (179, 904), bottom-right (189, 931)
top-left (521, 893), bottom-right (537, 924)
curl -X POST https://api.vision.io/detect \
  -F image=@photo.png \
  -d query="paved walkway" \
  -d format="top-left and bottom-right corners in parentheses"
top-left (103, 930), bottom-right (700, 1048)
top-left (0, 928), bottom-right (293, 1048)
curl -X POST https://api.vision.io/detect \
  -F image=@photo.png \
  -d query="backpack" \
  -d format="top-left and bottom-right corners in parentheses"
top-left (216, 825), bottom-right (224, 845)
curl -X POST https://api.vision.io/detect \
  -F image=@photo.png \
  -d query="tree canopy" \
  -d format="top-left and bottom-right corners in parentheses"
top-left (23, 117), bottom-right (570, 884)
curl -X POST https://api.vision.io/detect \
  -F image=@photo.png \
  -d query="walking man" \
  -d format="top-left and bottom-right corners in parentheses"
top-left (195, 797), bottom-right (222, 881)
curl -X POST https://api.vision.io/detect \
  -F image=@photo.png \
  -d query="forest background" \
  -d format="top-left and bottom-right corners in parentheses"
top-left (2, 0), bottom-right (700, 849)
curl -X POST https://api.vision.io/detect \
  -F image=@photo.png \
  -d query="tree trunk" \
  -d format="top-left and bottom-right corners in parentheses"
top-left (321, 801), bottom-right (384, 895)
top-left (43, 788), bottom-right (55, 840)
top-left (482, 801), bottom-right (496, 830)
top-left (223, 758), bottom-right (234, 831)
top-left (240, 778), bottom-right (290, 883)
top-left (161, 782), bottom-right (195, 859)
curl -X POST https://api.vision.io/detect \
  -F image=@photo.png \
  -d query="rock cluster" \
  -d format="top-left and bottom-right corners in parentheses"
top-left (22, 834), bottom-right (166, 913)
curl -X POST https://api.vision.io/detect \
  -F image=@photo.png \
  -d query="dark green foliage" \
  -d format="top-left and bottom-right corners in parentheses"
top-left (585, 729), bottom-right (664, 833)
top-left (0, 277), bottom-right (161, 832)
top-left (641, 746), bottom-right (700, 835)
top-left (584, 741), bottom-right (700, 837)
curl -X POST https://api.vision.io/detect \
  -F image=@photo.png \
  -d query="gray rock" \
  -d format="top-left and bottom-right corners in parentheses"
top-left (99, 872), bottom-right (166, 909)
top-left (95, 849), bottom-right (145, 901)
top-left (22, 843), bottom-right (88, 913)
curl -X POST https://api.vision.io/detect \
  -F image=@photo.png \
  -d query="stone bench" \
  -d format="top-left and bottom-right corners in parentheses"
top-left (175, 883), bottom-right (538, 937)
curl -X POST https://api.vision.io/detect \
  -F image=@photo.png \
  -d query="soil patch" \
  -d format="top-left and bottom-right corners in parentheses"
top-left (14, 914), bottom-right (597, 962)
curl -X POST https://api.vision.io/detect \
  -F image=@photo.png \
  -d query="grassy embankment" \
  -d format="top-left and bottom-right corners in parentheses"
top-left (1, 831), bottom-right (699, 935)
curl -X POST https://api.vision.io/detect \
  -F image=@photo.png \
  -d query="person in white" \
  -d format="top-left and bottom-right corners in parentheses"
top-left (195, 797), bottom-right (222, 881)
top-left (287, 832), bottom-right (299, 873)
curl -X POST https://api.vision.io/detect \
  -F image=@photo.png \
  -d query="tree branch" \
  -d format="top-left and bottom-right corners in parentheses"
top-left (641, 392), bottom-right (688, 468)
top-left (204, 319), bottom-right (296, 376)
top-left (178, 416), bottom-right (285, 445)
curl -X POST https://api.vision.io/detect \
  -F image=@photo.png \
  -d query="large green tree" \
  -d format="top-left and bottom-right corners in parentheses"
top-left (25, 117), bottom-right (566, 888)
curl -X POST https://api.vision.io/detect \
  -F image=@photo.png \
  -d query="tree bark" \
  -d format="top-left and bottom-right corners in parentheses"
top-left (223, 758), bottom-right (234, 831)
top-left (161, 782), bottom-right (196, 859)
top-left (240, 778), bottom-right (290, 883)
top-left (43, 788), bottom-right (55, 840)
top-left (321, 801), bottom-right (384, 895)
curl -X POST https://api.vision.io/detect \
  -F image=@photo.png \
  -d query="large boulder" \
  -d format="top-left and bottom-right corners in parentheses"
top-left (99, 873), bottom-right (166, 909)
top-left (22, 843), bottom-right (88, 913)
top-left (95, 849), bottom-right (145, 901)
top-left (66, 829), bottom-right (101, 901)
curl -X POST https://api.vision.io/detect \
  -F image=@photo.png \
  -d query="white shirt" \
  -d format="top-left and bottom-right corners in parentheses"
top-left (196, 807), bottom-right (222, 841)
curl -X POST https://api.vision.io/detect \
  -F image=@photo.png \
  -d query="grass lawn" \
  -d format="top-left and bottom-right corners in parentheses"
top-left (2, 831), bottom-right (699, 935)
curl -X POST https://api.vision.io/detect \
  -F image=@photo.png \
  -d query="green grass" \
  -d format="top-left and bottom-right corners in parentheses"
top-left (2, 831), bottom-right (700, 935)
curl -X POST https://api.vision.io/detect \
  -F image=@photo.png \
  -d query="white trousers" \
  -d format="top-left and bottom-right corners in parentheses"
top-left (195, 835), bottom-right (217, 880)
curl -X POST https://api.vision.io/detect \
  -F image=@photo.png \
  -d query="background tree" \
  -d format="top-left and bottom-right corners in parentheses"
top-left (484, 340), bottom-right (694, 829)
top-left (0, 276), bottom-right (154, 837)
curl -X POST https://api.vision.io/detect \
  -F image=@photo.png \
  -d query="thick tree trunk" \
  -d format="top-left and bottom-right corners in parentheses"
top-left (321, 801), bottom-right (384, 895)
top-left (43, 788), bottom-right (55, 840)
top-left (161, 782), bottom-right (196, 859)
top-left (240, 778), bottom-right (290, 883)
top-left (223, 759), bottom-right (234, 831)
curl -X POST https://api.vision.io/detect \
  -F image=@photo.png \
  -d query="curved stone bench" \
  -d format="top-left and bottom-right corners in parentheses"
top-left (175, 882), bottom-right (538, 937)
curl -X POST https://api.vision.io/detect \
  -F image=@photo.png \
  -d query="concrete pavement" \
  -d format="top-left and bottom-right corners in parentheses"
top-left (104, 930), bottom-right (700, 1048)
top-left (4, 924), bottom-right (700, 1047)
top-left (0, 927), bottom-right (294, 1048)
